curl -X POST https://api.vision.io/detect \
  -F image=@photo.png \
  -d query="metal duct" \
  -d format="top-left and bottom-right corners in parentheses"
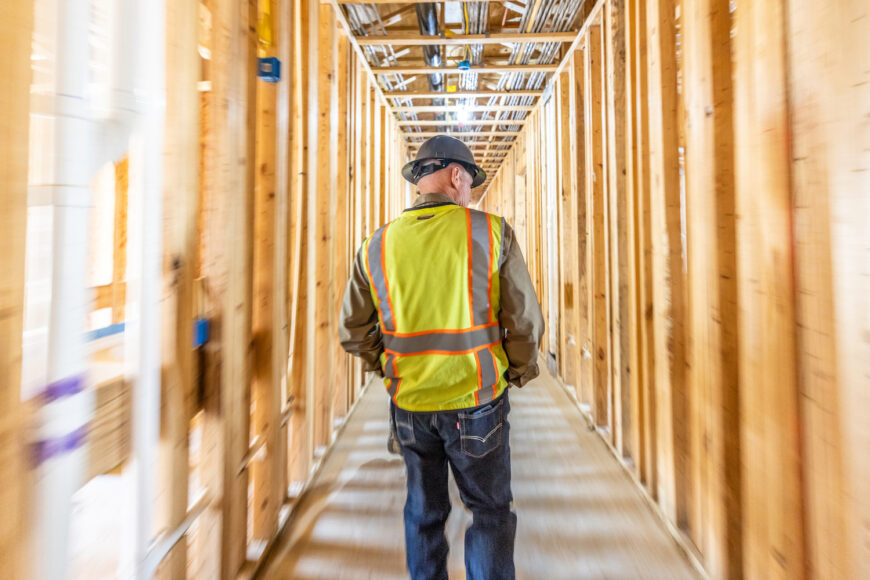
top-left (414, 3), bottom-right (444, 116)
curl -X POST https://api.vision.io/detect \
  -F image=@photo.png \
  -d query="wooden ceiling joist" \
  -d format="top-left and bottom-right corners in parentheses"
top-left (397, 119), bottom-right (527, 126)
top-left (384, 90), bottom-right (543, 99)
top-left (393, 105), bottom-right (534, 113)
top-left (356, 32), bottom-right (577, 46)
top-left (373, 64), bottom-right (559, 75)
top-left (403, 131), bottom-right (521, 138)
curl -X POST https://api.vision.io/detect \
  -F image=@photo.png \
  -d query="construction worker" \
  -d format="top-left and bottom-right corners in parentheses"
top-left (339, 135), bottom-right (543, 580)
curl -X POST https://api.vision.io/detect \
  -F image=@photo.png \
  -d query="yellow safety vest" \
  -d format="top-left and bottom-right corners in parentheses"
top-left (362, 203), bottom-right (510, 411)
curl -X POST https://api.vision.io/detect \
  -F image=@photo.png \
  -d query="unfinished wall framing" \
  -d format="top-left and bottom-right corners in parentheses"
top-left (480, 0), bottom-right (870, 577)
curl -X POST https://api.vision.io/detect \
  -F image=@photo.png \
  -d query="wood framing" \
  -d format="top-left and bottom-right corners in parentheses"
top-left (733, 0), bottom-right (804, 576)
top-left (787, 1), bottom-right (870, 577)
top-left (585, 24), bottom-right (610, 429)
top-left (398, 119), bottom-right (528, 127)
top-left (373, 64), bottom-right (560, 75)
top-left (356, 32), bottom-right (577, 45)
top-left (0, 2), bottom-right (33, 578)
top-left (644, 0), bottom-right (687, 526)
top-left (386, 91), bottom-right (543, 99)
top-left (156, 0), bottom-right (199, 576)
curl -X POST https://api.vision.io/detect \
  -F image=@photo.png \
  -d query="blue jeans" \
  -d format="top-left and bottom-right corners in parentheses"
top-left (391, 391), bottom-right (516, 580)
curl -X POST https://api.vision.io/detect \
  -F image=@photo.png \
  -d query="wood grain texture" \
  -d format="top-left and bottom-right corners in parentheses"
top-left (733, 0), bottom-right (805, 577)
top-left (786, 0), bottom-right (870, 576)
top-left (585, 25), bottom-right (610, 429)
top-left (156, 0), bottom-right (199, 575)
top-left (681, 0), bottom-right (742, 574)
top-left (0, 2), bottom-right (33, 577)
top-left (644, 0), bottom-right (688, 526)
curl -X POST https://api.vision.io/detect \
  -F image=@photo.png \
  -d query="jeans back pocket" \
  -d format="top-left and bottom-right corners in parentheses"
top-left (458, 398), bottom-right (505, 458)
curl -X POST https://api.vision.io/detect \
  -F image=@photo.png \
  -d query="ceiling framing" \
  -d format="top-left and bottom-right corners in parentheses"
top-left (334, 0), bottom-right (588, 194)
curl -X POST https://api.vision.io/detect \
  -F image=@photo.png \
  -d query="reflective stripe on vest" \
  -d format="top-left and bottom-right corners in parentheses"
top-left (365, 206), bottom-right (507, 409)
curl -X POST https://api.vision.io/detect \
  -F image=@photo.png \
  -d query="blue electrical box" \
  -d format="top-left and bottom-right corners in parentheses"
top-left (258, 57), bottom-right (281, 82)
top-left (193, 318), bottom-right (210, 348)
top-left (458, 60), bottom-right (471, 71)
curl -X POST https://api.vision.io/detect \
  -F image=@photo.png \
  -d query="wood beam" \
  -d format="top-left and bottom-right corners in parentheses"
top-left (788, 1), bottom-right (870, 578)
top-left (398, 119), bottom-right (528, 127)
top-left (585, 24), bottom-right (609, 430)
top-left (681, 0), bottom-right (741, 574)
top-left (393, 105), bottom-right (534, 113)
top-left (250, 0), bottom-right (285, 550)
top-left (373, 64), bottom-right (559, 75)
top-left (385, 90), bottom-right (543, 99)
top-left (604, 0), bottom-right (630, 458)
top-left (156, 0), bottom-right (199, 576)
top-left (356, 32), bottom-right (577, 46)
top-left (0, 1), bottom-right (33, 578)
top-left (402, 131), bottom-right (521, 138)
top-left (645, 0), bottom-right (688, 526)
top-left (734, 0), bottom-right (804, 575)
top-left (197, 0), bottom-right (257, 575)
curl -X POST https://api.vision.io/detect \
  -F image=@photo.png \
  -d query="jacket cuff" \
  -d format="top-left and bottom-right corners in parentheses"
top-left (505, 363), bottom-right (539, 388)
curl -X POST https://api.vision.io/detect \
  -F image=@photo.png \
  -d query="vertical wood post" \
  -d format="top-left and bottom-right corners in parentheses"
top-left (585, 24), bottom-right (610, 428)
top-left (645, 0), bottom-right (688, 525)
top-left (787, 1), bottom-right (870, 576)
top-left (681, 0), bottom-right (742, 574)
top-left (156, 0), bottom-right (199, 575)
top-left (0, 2), bottom-right (34, 578)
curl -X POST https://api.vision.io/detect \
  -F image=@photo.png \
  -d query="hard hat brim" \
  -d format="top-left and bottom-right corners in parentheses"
top-left (402, 159), bottom-right (487, 189)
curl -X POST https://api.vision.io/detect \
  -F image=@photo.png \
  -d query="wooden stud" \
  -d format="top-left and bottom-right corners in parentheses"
top-left (156, 0), bottom-right (199, 576)
top-left (644, 0), bottom-right (688, 527)
top-left (630, 0), bottom-right (656, 496)
top-left (787, 1), bottom-right (870, 577)
top-left (586, 25), bottom-right (610, 429)
top-left (573, 46), bottom-right (593, 411)
top-left (605, 0), bottom-right (630, 458)
top-left (556, 70), bottom-right (580, 396)
top-left (112, 158), bottom-right (129, 324)
top-left (733, 0), bottom-right (805, 576)
top-left (251, 0), bottom-right (284, 547)
top-left (681, 0), bottom-right (742, 574)
top-left (331, 30), bottom-right (351, 426)
top-left (197, 0), bottom-right (257, 575)
top-left (288, 0), bottom-right (312, 488)
top-left (309, 1), bottom-right (336, 454)
top-left (0, 1), bottom-right (33, 578)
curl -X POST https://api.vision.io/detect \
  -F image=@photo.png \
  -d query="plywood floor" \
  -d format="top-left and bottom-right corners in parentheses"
top-left (258, 368), bottom-right (702, 580)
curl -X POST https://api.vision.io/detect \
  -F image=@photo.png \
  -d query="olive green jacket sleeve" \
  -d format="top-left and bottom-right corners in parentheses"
top-left (339, 247), bottom-right (385, 377)
top-left (338, 218), bottom-right (544, 386)
top-left (498, 223), bottom-right (545, 387)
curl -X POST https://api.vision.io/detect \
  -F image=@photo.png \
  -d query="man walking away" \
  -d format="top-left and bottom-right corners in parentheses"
top-left (339, 135), bottom-right (544, 580)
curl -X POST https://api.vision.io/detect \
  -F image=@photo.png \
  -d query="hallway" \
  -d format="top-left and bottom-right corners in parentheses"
top-left (2, 0), bottom-right (869, 578)
top-left (260, 366), bottom-right (699, 580)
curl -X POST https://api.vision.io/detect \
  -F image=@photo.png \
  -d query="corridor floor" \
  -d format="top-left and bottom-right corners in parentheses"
top-left (258, 367), bottom-right (701, 580)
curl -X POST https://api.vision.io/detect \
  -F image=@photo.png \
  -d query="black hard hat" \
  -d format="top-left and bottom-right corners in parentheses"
top-left (402, 135), bottom-right (487, 188)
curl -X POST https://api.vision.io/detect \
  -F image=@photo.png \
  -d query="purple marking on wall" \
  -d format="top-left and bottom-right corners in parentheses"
top-left (32, 424), bottom-right (89, 465)
top-left (41, 375), bottom-right (85, 403)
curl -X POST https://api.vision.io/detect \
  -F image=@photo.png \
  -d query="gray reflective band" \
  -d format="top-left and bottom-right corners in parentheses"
top-left (384, 324), bottom-right (501, 355)
top-left (367, 226), bottom-right (394, 331)
top-left (476, 348), bottom-right (498, 404)
top-left (384, 353), bottom-right (400, 399)
top-left (469, 209), bottom-right (492, 325)
top-left (499, 217), bottom-right (507, 267)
